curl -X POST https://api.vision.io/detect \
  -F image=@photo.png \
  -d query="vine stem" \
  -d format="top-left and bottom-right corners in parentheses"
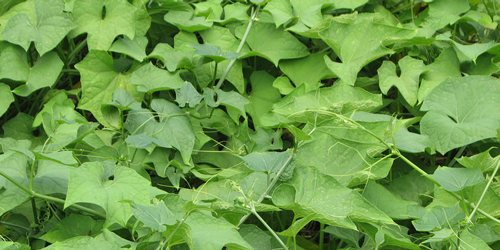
top-left (0, 170), bottom-right (106, 219)
top-left (468, 157), bottom-right (500, 222)
top-left (214, 5), bottom-right (261, 90)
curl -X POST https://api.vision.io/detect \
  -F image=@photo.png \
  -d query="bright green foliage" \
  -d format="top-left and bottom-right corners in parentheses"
top-left (1, 0), bottom-right (500, 249)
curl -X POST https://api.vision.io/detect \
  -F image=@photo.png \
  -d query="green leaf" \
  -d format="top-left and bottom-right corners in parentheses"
top-left (70, 0), bottom-right (138, 50)
top-left (41, 236), bottom-right (122, 250)
top-left (239, 224), bottom-right (272, 250)
top-left (410, 203), bottom-right (465, 231)
top-left (40, 214), bottom-right (103, 243)
top-left (130, 62), bottom-right (185, 93)
top-left (235, 22), bottom-right (310, 66)
top-left (390, 126), bottom-right (434, 154)
top-left (271, 82), bottom-right (383, 124)
top-left (421, 0), bottom-right (470, 30)
top-left (272, 166), bottom-right (394, 230)
top-left (164, 10), bottom-right (213, 32)
top-left (324, 226), bottom-right (360, 248)
top-left (430, 167), bottom-right (484, 192)
top-left (75, 50), bottom-right (140, 127)
top-left (147, 43), bottom-right (195, 72)
top-left (0, 43), bottom-right (64, 97)
top-left (181, 211), bottom-right (253, 250)
top-left (175, 82), bottom-right (203, 108)
top-left (0, 151), bottom-right (31, 215)
top-left (457, 147), bottom-right (500, 172)
top-left (205, 89), bottom-right (250, 120)
top-left (0, 83), bottom-right (14, 117)
top-left (320, 13), bottom-right (416, 85)
top-left (245, 71), bottom-right (282, 127)
top-left (0, 0), bottom-right (36, 40)
top-left (459, 229), bottom-right (492, 250)
top-left (420, 76), bottom-right (500, 154)
top-left (378, 56), bottom-right (426, 106)
top-left (332, 0), bottom-right (369, 10)
top-left (125, 133), bottom-right (169, 153)
top-left (239, 150), bottom-right (292, 173)
top-left (2, 113), bottom-right (46, 147)
top-left (279, 52), bottom-right (336, 87)
top-left (108, 36), bottom-right (148, 62)
top-left (151, 99), bottom-right (195, 165)
top-left (2, 0), bottom-right (75, 56)
top-left (363, 181), bottom-right (419, 220)
top-left (65, 162), bottom-right (151, 227)
top-left (452, 41), bottom-right (500, 63)
top-left (131, 202), bottom-right (176, 232)
top-left (418, 47), bottom-right (461, 103)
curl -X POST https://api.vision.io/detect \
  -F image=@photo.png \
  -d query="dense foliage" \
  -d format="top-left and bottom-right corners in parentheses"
top-left (1, 0), bottom-right (500, 249)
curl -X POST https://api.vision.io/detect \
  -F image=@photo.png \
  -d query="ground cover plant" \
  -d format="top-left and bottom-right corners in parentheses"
top-left (0, 0), bottom-right (500, 249)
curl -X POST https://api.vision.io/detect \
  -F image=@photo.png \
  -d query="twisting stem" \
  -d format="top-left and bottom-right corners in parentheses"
top-left (214, 5), bottom-right (261, 90)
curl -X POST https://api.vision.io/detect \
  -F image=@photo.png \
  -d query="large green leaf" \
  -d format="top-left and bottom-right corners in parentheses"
top-left (108, 36), bottom-right (148, 62)
top-left (0, 151), bottom-right (31, 215)
top-left (420, 76), bottom-right (500, 154)
top-left (320, 13), bottom-right (416, 85)
top-left (2, 0), bottom-right (75, 56)
top-left (363, 181), bottom-right (419, 220)
top-left (279, 52), bottom-right (336, 87)
top-left (65, 162), bottom-right (151, 227)
top-left (244, 71), bottom-right (282, 127)
top-left (272, 166), bottom-right (394, 230)
top-left (235, 22), bottom-right (309, 66)
top-left (0, 43), bottom-right (63, 97)
top-left (0, 0), bottom-right (36, 40)
top-left (164, 10), bottom-right (213, 32)
top-left (378, 56), bottom-right (426, 106)
top-left (131, 202), bottom-right (176, 232)
top-left (239, 150), bottom-right (292, 173)
top-left (75, 50), bottom-right (140, 128)
top-left (431, 167), bottom-right (485, 192)
top-left (40, 214), bottom-right (103, 243)
top-left (0, 83), bottom-right (14, 117)
top-left (70, 0), bottom-right (138, 50)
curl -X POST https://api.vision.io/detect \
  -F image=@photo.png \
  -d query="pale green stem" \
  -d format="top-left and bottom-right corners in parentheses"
top-left (214, 5), bottom-right (261, 90)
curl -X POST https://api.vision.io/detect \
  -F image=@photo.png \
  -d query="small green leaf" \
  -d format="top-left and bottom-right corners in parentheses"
top-left (378, 56), bottom-right (426, 106)
top-left (40, 214), bottom-right (103, 243)
top-left (420, 76), bottom-right (500, 154)
top-left (0, 151), bottom-right (31, 215)
top-left (431, 167), bottom-right (484, 192)
top-left (130, 62), bottom-right (185, 93)
top-left (363, 181), bottom-right (419, 220)
top-left (279, 52), bottom-right (336, 87)
top-left (70, 0), bottom-right (138, 50)
top-left (175, 82), bottom-right (203, 108)
top-left (235, 22), bottom-right (310, 66)
top-left (421, 0), bottom-right (470, 30)
top-left (191, 43), bottom-right (239, 63)
top-left (459, 229), bottom-right (493, 250)
top-left (239, 224), bottom-right (272, 250)
top-left (245, 71), bottom-right (282, 127)
top-left (147, 43), bottom-right (195, 72)
top-left (2, 0), bottom-right (75, 56)
top-left (131, 202), bottom-right (176, 232)
top-left (457, 147), bottom-right (499, 172)
top-left (410, 203), bottom-right (465, 231)
top-left (125, 133), bottom-right (169, 153)
top-left (65, 162), bottom-right (151, 227)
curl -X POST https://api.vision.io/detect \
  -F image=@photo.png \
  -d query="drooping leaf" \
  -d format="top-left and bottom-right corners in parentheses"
top-left (131, 202), bottom-right (176, 232)
top-left (0, 83), bottom-right (14, 117)
top-left (151, 99), bottom-right (195, 165)
top-left (130, 62), bottom-right (184, 93)
top-left (175, 82), bottom-right (203, 108)
top-left (420, 76), bottom-right (500, 154)
top-left (235, 22), bottom-right (310, 66)
top-left (75, 50), bottom-right (140, 127)
top-left (0, 43), bottom-right (63, 97)
top-left (272, 165), bottom-right (394, 230)
top-left (430, 167), bottom-right (484, 192)
top-left (108, 36), bottom-right (148, 62)
top-left (164, 10), bottom-right (213, 32)
top-left (2, 0), bottom-right (75, 56)
top-left (65, 162), bottom-right (151, 227)
top-left (420, 0), bottom-right (470, 30)
top-left (320, 12), bottom-right (416, 85)
top-left (378, 56), bottom-right (426, 106)
top-left (279, 52), bottom-right (336, 87)
top-left (239, 150), bottom-right (292, 173)
top-left (70, 0), bottom-right (138, 50)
